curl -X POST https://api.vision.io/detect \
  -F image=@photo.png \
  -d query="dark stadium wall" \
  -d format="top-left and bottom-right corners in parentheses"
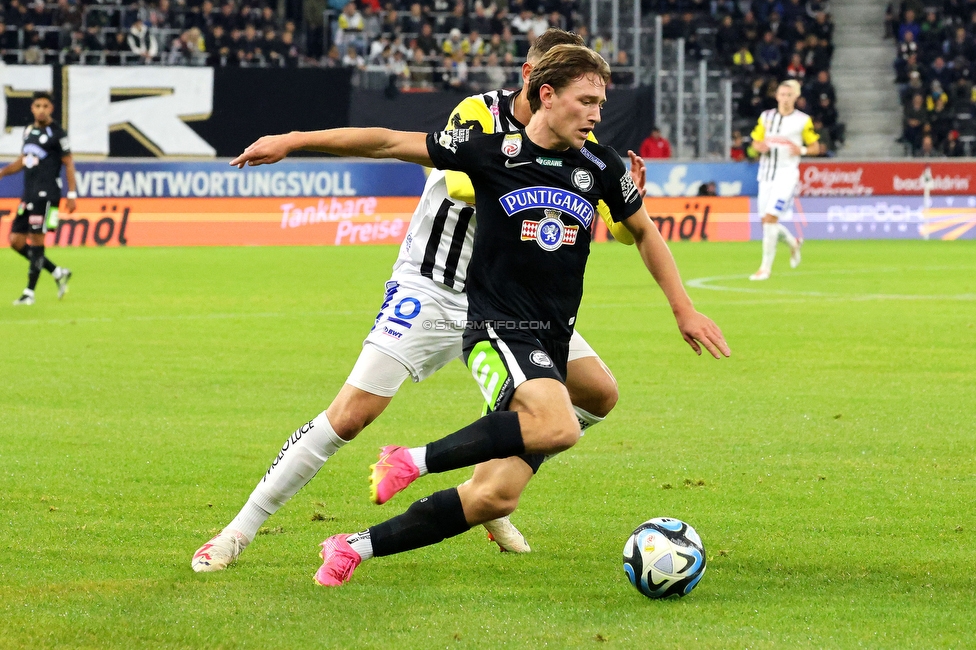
top-left (349, 86), bottom-right (656, 153)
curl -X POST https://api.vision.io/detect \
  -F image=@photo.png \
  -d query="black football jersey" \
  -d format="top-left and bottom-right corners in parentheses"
top-left (22, 122), bottom-right (70, 200)
top-left (426, 129), bottom-right (643, 341)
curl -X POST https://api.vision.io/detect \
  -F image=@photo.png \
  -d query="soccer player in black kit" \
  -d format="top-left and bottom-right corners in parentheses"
top-left (0, 92), bottom-right (75, 305)
top-left (230, 45), bottom-right (730, 586)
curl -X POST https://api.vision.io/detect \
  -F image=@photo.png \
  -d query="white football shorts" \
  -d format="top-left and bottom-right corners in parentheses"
top-left (346, 276), bottom-right (602, 398)
top-left (757, 178), bottom-right (799, 221)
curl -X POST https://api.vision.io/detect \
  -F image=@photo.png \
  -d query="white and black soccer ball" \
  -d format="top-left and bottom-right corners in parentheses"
top-left (622, 517), bottom-right (706, 599)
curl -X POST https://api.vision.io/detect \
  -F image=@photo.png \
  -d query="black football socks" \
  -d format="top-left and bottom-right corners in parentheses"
top-left (370, 488), bottom-right (470, 557)
top-left (424, 411), bottom-right (523, 474)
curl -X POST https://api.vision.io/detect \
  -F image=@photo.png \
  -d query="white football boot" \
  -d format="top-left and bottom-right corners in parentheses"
top-left (192, 530), bottom-right (249, 572)
top-left (790, 238), bottom-right (803, 268)
top-left (749, 270), bottom-right (770, 281)
top-left (483, 516), bottom-right (531, 553)
top-left (12, 290), bottom-right (35, 305)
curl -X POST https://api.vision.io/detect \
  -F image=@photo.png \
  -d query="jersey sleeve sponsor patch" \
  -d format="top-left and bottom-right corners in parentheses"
top-left (579, 146), bottom-right (606, 170)
top-left (59, 136), bottom-right (71, 153)
top-left (620, 172), bottom-right (640, 204)
top-left (435, 129), bottom-right (470, 153)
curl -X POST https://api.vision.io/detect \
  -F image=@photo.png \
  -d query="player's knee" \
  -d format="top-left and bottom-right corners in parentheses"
top-left (324, 404), bottom-right (369, 440)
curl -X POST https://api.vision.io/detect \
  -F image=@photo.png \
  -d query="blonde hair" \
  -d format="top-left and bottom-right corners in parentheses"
top-left (779, 79), bottom-right (802, 96)
top-left (527, 44), bottom-right (611, 113)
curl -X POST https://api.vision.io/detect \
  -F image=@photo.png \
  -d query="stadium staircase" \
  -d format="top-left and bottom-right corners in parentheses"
top-left (831, 0), bottom-right (904, 158)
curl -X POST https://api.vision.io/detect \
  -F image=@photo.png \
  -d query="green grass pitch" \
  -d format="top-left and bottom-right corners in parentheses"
top-left (1, 240), bottom-right (974, 648)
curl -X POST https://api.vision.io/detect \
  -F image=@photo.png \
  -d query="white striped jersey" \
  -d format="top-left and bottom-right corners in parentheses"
top-left (751, 108), bottom-right (819, 183)
top-left (391, 89), bottom-right (524, 293)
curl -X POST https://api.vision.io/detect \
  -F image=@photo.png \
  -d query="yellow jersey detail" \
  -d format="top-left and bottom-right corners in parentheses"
top-left (801, 117), bottom-right (819, 145)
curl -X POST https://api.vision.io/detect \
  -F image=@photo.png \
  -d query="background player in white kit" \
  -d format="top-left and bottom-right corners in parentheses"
top-left (192, 30), bottom-right (645, 572)
top-left (749, 80), bottom-right (820, 281)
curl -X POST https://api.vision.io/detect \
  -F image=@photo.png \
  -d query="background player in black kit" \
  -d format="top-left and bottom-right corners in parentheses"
top-left (230, 45), bottom-right (730, 586)
top-left (0, 92), bottom-right (75, 305)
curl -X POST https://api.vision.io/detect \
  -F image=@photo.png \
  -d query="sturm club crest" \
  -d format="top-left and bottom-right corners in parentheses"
top-left (502, 133), bottom-right (522, 158)
top-left (529, 349), bottom-right (554, 368)
top-left (521, 210), bottom-right (579, 251)
top-left (571, 168), bottom-right (593, 191)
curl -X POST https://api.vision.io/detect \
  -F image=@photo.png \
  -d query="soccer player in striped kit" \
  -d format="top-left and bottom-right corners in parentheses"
top-left (749, 80), bottom-right (820, 281)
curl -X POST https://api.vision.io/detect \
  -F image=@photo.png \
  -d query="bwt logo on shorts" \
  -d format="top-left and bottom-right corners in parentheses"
top-left (499, 186), bottom-right (594, 228)
top-left (521, 213), bottom-right (579, 251)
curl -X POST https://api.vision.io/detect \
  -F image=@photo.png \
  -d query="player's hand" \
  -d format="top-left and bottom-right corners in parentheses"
top-left (66, 198), bottom-right (76, 213)
top-left (230, 134), bottom-right (294, 168)
top-left (627, 150), bottom-right (646, 197)
top-left (786, 141), bottom-right (802, 156)
top-left (675, 309), bottom-right (730, 359)
top-left (752, 140), bottom-right (770, 153)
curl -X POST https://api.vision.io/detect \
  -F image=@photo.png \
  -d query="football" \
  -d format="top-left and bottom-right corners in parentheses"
top-left (622, 518), bottom-right (707, 599)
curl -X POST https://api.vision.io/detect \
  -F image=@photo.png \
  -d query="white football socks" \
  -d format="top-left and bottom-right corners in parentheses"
top-left (574, 405), bottom-right (605, 435)
top-left (408, 447), bottom-right (428, 476)
top-left (760, 223), bottom-right (779, 273)
top-left (346, 530), bottom-right (374, 561)
top-left (776, 223), bottom-right (797, 248)
top-left (225, 411), bottom-right (347, 541)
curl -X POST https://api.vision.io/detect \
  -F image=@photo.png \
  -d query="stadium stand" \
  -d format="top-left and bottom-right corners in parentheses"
top-left (0, 0), bottom-right (841, 158)
top-left (891, 1), bottom-right (976, 156)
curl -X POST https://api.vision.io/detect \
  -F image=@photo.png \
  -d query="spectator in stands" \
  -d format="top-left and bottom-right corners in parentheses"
top-left (697, 181), bottom-right (717, 196)
top-left (715, 14), bottom-right (739, 64)
top-left (23, 29), bottom-right (43, 64)
top-left (926, 79), bottom-right (948, 110)
top-left (128, 18), bottom-right (159, 63)
top-left (240, 22), bottom-right (262, 64)
top-left (484, 51), bottom-right (506, 88)
top-left (263, 27), bottom-right (283, 66)
top-left (929, 94), bottom-right (952, 144)
top-left (611, 50), bottom-right (634, 87)
top-left (407, 47), bottom-right (433, 88)
top-left (640, 126), bottom-right (672, 159)
top-left (401, 3), bottom-right (425, 34)
top-left (943, 129), bottom-right (965, 156)
top-left (415, 22), bottom-right (437, 56)
top-left (730, 130), bottom-right (747, 161)
top-left (898, 9), bottom-right (920, 43)
top-left (757, 31), bottom-right (783, 75)
top-left (444, 1), bottom-right (468, 34)
top-left (813, 116), bottom-right (834, 155)
top-left (732, 43), bottom-right (756, 75)
top-left (786, 52), bottom-right (806, 80)
top-left (470, 2), bottom-right (493, 35)
top-left (917, 133), bottom-right (940, 156)
top-left (885, 2), bottom-right (897, 39)
top-left (806, 69), bottom-right (835, 104)
top-left (740, 11), bottom-right (761, 48)
top-left (105, 29), bottom-right (128, 65)
top-left (336, 1), bottom-right (365, 53)
top-left (442, 27), bottom-right (463, 55)
top-left (342, 44), bottom-right (365, 69)
top-left (918, 10), bottom-right (944, 60)
top-left (168, 26), bottom-right (205, 65)
top-left (208, 23), bottom-right (229, 65)
top-left (323, 44), bottom-right (343, 67)
top-left (902, 93), bottom-right (927, 150)
top-left (465, 30), bottom-right (485, 56)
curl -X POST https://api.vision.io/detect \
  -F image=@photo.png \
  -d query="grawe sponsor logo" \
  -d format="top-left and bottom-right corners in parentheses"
top-left (800, 165), bottom-right (873, 196)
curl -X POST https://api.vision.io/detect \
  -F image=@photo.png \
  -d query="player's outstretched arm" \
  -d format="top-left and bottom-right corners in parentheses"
top-left (230, 129), bottom-right (433, 168)
top-left (623, 207), bottom-right (731, 359)
top-left (0, 157), bottom-right (24, 179)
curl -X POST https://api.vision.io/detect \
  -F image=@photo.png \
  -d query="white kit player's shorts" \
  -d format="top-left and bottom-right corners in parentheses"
top-left (346, 275), bottom-right (601, 398)
top-left (757, 177), bottom-right (799, 221)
